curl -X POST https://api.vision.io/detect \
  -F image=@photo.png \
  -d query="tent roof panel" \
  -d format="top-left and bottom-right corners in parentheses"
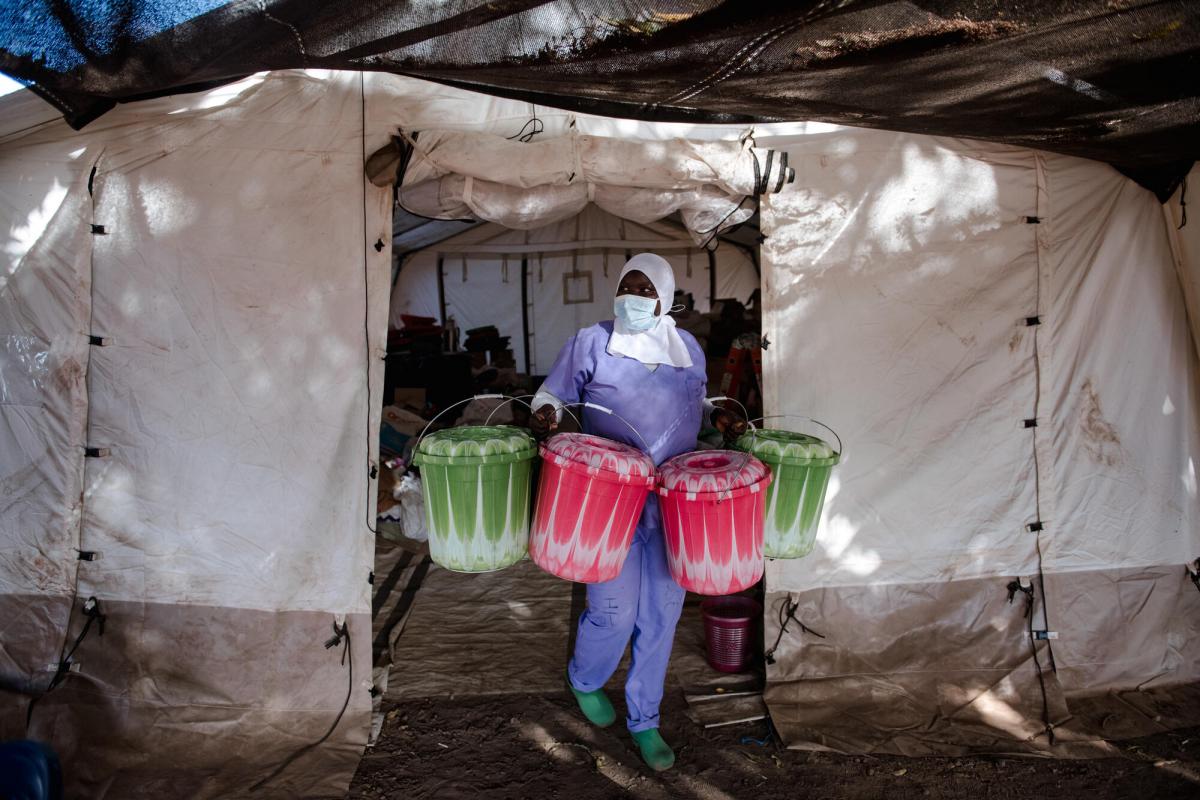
top-left (0, 2), bottom-right (1195, 197)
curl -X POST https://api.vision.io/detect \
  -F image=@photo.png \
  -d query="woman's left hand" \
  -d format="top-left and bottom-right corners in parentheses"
top-left (711, 408), bottom-right (749, 442)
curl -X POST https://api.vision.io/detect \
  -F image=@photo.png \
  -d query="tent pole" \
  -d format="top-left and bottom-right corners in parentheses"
top-left (436, 255), bottom-right (446, 326)
top-left (707, 249), bottom-right (717, 308)
top-left (521, 256), bottom-right (531, 375)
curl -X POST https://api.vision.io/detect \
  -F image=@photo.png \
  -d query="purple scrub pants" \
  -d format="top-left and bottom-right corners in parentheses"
top-left (567, 498), bottom-right (685, 732)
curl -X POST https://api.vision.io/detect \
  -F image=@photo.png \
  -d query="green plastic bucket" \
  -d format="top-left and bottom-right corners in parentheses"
top-left (412, 425), bottom-right (537, 572)
top-left (733, 426), bottom-right (840, 559)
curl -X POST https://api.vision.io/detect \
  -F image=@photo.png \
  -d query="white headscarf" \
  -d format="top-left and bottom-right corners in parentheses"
top-left (607, 253), bottom-right (694, 368)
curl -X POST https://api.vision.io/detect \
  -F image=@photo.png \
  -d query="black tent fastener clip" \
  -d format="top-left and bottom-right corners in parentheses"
top-left (81, 596), bottom-right (105, 636)
top-left (84, 447), bottom-right (110, 458)
top-left (368, 571), bottom-right (375, 586)
top-left (76, 550), bottom-right (99, 561)
top-left (1024, 419), bottom-right (1038, 428)
top-left (1033, 631), bottom-right (1059, 640)
top-left (1006, 579), bottom-right (1033, 604)
top-left (1027, 521), bottom-right (1044, 532)
top-left (1025, 316), bottom-right (1041, 326)
top-left (374, 239), bottom-right (385, 252)
top-left (324, 620), bottom-right (349, 650)
top-left (88, 335), bottom-right (108, 346)
top-left (1025, 216), bottom-right (1042, 224)
top-left (90, 224), bottom-right (107, 235)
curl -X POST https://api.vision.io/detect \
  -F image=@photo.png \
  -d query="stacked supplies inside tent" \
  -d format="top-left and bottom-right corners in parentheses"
top-left (464, 325), bottom-right (514, 368)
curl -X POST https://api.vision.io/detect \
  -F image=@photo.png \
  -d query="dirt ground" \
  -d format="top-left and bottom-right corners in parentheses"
top-left (349, 690), bottom-right (1200, 800)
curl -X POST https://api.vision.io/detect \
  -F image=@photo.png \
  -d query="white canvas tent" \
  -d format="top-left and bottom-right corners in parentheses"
top-left (389, 205), bottom-right (759, 374)
top-left (754, 131), bottom-right (1200, 754)
top-left (1, 69), bottom-right (1197, 797)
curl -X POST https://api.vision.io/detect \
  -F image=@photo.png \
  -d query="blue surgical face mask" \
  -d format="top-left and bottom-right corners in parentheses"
top-left (614, 294), bottom-right (660, 333)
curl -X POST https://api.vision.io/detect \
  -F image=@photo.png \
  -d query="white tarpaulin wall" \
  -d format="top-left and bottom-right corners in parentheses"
top-left (0, 72), bottom-right (392, 798)
top-left (755, 128), bottom-right (1200, 754)
top-left (390, 205), bottom-right (759, 373)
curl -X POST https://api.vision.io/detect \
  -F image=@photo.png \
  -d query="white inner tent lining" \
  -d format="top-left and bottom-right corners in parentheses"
top-left (394, 127), bottom-right (793, 245)
top-left (391, 206), bottom-right (759, 373)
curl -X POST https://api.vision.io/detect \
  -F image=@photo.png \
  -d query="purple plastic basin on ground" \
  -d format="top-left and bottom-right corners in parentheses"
top-left (700, 595), bottom-right (761, 673)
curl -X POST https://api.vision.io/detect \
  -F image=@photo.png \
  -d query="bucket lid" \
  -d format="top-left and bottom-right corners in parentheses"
top-left (542, 432), bottom-right (655, 481)
top-left (735, 428), bottom-right (840, 467)
top-left (413, 425), bottom-right (536, 465)
top-left (658, 450), bottom-right (770, 494)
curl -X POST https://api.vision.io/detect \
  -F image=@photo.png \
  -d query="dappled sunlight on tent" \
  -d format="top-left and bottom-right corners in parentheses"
top-left (863, 142), bottom-right (1001, 258)
top-left (1185, 457), bottom-right (1197, 498)
top-left (248, 371), bottom-right (273, 398)
top-left (83, 461), bottom-right (136, 529)
top-left (137, 176), bottom-right (199, 238)
top-left (120, 289), bottom-right (142, 317)
top-left (319, 330), bottom-right (354, 365)
top-left (943, 679), bottom-right (1039, 741)
top-left (1163, 395), bottom-right (1175, 415)
top-left (815, 476), bottom-right (883, 578)
top-left (166, 73), bottom-right (267, 115)
top-left (3, 178), bottom-right (67, 267)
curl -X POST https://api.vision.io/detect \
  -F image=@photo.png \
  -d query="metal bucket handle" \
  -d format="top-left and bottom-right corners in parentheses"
top-left (415, 393), bottom-right (526, 449)
top-left (483, 393), bottom-right (536, 426)
top-left (748, 415), bottom-right (843, 456)
top-left (705, 395), bottom-right (754, 429)
top-left (555, 401), bottom-right (652, 455)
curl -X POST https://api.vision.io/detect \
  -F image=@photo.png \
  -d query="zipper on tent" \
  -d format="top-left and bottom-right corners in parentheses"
top-left (39, 152), bottom-right (111, 724)
top-left (1020, 152), bottom-right (1059, 747)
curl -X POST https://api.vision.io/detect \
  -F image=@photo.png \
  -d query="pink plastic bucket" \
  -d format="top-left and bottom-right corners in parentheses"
top-left (529, 433), bottom-right (656, 583)
top-left (658, 450), bottom-right (771, 595)
top-left (701, 596), bottom-right (761, 673)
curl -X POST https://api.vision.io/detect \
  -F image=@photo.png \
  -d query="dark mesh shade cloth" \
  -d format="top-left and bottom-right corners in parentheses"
top-left (0, 1), bottom-right (1196, 198)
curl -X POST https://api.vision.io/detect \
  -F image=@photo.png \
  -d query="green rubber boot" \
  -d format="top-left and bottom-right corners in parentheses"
top-left (631, 728), bottom-right (675, 771)
top-left (569, 682), bottom-right (616, 728)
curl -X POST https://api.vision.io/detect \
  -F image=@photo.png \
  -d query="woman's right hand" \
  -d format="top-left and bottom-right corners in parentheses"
top-left (531, 405), bottom-right (559, 439)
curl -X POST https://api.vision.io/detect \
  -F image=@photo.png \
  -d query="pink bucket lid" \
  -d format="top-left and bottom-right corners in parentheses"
top-left (542, 432), bottom-right (655, 480)
top-left (658, 449), bottom-right (770, 494)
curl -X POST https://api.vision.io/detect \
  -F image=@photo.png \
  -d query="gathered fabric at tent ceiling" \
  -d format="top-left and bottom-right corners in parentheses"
top-left (394, 128), bottom-right (792, 243)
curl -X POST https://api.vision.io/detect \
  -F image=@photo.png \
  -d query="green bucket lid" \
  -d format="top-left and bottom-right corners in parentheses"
top-left (413, 425), bottom-right (537, 466)
top-left (734, 428), bottom-right (840, 467)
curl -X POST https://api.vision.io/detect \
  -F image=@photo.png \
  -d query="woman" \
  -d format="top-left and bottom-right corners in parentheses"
top-left (531, 253), bottom-right (745, 771)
